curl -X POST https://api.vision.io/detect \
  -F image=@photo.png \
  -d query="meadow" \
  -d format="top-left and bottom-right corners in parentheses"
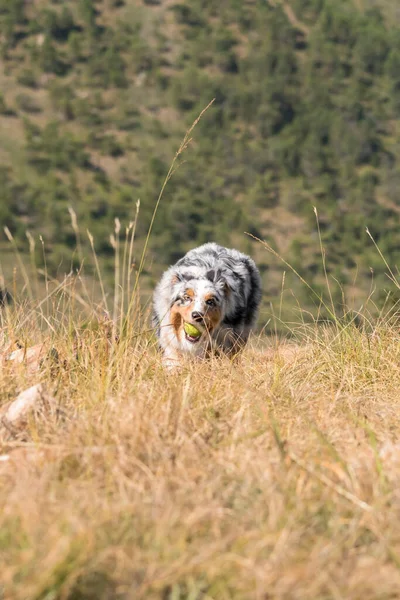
top-left (2, 214), bottom-right (400, 600)
top-left (1, 96), bottom-right (400, 599)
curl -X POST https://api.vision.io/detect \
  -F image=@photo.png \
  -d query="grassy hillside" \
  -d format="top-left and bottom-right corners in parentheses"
top-left (3, 4), bottom-right (400, 597)
top-left (2, 274), bottom-right (400, 599)
top-left (1, 0), bottom-right (400, 321)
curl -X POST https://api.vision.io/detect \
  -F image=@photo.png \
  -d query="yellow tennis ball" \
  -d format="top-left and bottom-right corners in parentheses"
top-left (183, 322), bottom-right (202, 338)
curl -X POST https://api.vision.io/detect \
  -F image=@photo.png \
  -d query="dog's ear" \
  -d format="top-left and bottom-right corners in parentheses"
top-left (212, 269), bottom-right (231, 296)
top-left (207, 268), bottom-right (224, 283)
top-left (206, 269), bottom-right (216, 282)
top-left (223, 280), bottom-right (231, 296)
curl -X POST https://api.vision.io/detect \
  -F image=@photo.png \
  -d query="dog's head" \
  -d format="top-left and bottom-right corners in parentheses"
top-left (169, 269), bottom-right (229, 351)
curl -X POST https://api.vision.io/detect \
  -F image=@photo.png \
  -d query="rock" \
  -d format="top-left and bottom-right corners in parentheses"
top-left (6, 344), bottom-right (46, 373)
top-left (1, 384), bottom-right (55, 433)
top-left (5, 344), bottom-right (59, 375)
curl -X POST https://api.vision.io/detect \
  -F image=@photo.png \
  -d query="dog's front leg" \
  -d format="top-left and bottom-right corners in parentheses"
top-left (162, 348), bottom-right (182, 370)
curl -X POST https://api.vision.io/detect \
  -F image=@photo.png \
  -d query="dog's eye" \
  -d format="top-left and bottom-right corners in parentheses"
top-left (206, 298), bottom-right (216, 307)
top-left (182, 294), bottom-right (192, 303)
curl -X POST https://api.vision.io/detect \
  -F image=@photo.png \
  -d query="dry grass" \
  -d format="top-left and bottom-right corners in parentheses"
top-left (2, 107), bottom-right (400, 600)
top-left (2, 291), bottom-right (400, 600)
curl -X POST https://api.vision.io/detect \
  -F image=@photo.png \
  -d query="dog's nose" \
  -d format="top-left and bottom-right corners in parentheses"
top-left (191, 311), bottom-right (204, 322)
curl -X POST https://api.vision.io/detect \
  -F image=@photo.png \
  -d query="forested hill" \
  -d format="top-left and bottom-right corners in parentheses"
top-left (1, 0), bottom-right (400, 316)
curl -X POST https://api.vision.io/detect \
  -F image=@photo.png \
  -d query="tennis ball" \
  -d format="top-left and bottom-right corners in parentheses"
top-left (184, 322), bottom-right (202, 338)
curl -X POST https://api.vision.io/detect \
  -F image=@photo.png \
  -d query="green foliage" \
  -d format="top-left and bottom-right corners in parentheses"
top-left (79, 0), bottom-right (97, 32)
top-left (16, 93), bottom-right (42, 114)
top-left (35, 7), bottom-right (77, 42)
top-left (37, 35), bottom-right (69, 75)
top-left (17, 68), bottom-right (39, 88)
top-left (25, 120), bottom-right (90, 172)
top-left (0, 92), bottom-right (14, 115)
top-left (1, 0), bottom-right (400, 318)
top-left (88, 40), bottom-right (128, 88)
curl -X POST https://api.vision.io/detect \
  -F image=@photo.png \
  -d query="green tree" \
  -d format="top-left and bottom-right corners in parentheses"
top-left (79, 0), bottom-right (96, 33)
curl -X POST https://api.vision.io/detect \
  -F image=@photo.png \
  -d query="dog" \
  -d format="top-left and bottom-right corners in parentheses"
top-left (152, 243), bottom-right (262, 368)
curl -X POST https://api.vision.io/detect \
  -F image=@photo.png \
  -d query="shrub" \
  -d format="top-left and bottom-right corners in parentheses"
top-left (16, 93), bottom-right (42, 114)
top-left (17, 68), bottom-right (38, 88)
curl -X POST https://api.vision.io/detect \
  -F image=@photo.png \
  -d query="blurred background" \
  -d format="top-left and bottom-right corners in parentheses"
top-left (0, 0), bottom-right (400, 328)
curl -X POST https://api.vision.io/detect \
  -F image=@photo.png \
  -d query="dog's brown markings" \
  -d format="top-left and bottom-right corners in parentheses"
top-left (173, 289), bottom-right (194, 340)
top-left (170, 305), bottom-right (183, 340)
top-left (170, 302), bottom-right (196, 342)
top-left (203, 295), bottom-right (222, 333)
top-left (203, 307), bottom-right (222, 333)
top-left (167, 289), bottom-right (196, 342)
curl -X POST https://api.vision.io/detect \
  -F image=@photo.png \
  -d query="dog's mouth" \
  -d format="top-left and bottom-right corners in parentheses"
top-left (185, 332), bottom-right (201, 343)
top-left (183, 321), bottom-right (204, 344)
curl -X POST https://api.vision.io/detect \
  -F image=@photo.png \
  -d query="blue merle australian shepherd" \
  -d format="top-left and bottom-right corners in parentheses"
top-left (153, 243), bottom-right (262, 368)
